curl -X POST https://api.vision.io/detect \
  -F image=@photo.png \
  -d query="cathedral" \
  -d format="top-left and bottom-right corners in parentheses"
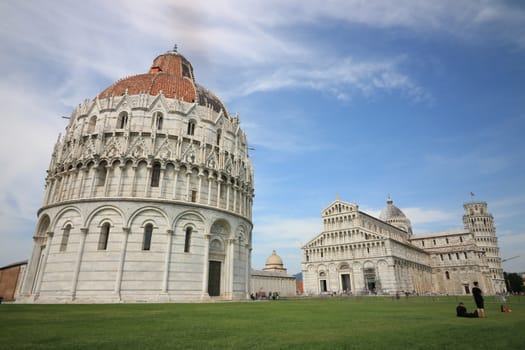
top-left (301, 196), bottom-right (505, 296)
top-left (18, 48), bottom-right (255, 303)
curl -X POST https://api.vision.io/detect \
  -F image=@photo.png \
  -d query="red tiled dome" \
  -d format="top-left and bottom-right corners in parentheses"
top-left (97, 49), bottom-right (197, 102)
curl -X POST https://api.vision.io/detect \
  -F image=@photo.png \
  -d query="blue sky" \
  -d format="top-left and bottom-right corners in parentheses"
top-left (1, 0), bottom-right (524, 274)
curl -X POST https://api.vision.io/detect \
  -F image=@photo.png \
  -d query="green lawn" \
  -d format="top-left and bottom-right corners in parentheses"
top-left (1, 296), bottom-right (524, 350)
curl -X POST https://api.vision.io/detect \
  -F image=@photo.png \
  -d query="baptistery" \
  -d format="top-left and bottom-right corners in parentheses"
top-left (19, 47), bottom-right (254, 303)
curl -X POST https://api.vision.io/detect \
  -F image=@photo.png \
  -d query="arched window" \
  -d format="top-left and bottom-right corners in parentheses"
top-left (96, 161), bottom-right (108, 186)
top-left (445, 271), bottom-right (450, 280)
top-left (87, 116), bottom-right (97, 134)
top-left (60, 224), bottom-right (71, 252)
top-left (150, 162), bottom-right (161, 187)
top-left (143, 223), bottom-right (153, 251)
top-left (187, 120), bottom-right (196, 136)
top-left (153, 112), bottom-right (163, 130)
top-left (184, 227), bottom-right (192, 253)
top-left (98, 222), bottom-right (110, 250)
top-left (117, 112), bottom-right (128, 129)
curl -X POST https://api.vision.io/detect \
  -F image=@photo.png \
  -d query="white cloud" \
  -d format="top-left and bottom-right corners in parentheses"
top-left (235, 57), bottom-right (430, 102)
top-left (251, 215), bottom-right (322, 273)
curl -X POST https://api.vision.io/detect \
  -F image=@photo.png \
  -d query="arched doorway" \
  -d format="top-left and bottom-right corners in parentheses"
top-left (208, 220), bottom-right (230, 297)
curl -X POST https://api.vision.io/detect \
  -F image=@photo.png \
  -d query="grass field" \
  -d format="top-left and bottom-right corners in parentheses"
top-left (1, 296), bottom-right (524, 350)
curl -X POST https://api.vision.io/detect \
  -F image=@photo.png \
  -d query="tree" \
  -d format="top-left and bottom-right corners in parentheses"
top-left (504, 272), bottom-right (524, 293)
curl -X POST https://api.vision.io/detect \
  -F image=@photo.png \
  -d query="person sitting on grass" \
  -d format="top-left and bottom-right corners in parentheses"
top-left (456, 302), bottom-right (478, 318)
top-left (501, 305), bottom-right (512, 313)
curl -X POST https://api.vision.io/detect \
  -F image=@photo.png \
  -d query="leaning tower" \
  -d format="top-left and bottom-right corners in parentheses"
top-left (463, 201), bottom-right (505, 293)
top-left (19, 47), bottom-right (254, 303)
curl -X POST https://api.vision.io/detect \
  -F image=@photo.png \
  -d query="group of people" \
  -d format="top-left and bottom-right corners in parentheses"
top-left (456, 281), bottom-right (512, 318)
top-left (456, 281), bottom-right (486, 318)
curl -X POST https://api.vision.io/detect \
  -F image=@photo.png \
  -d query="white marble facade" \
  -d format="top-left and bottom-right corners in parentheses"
top-left (302, 197), bottom-right (505, 296)
top-left (18, 48), bottom-right (254, 303)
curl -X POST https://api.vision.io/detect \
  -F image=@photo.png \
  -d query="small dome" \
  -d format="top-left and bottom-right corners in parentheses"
top-left (379, 197), bottom-right (407, 221)
top-left (263, 250), bottom-right (287, 272)
top-left (379, 197), bottom-right (412, 235)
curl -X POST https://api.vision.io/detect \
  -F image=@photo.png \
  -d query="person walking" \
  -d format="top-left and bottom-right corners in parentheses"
top-left (472, 281), bottom-right (486, 318)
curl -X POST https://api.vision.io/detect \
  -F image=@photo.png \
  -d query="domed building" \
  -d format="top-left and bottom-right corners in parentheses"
top-left (18, 47), bottom-right (254, 303)
top-left (251, 250), bottom-right (296, 298)
top-left (302, 196), bottom-right (505, 296)
top-left (263, 250), bottom-right (287, 273)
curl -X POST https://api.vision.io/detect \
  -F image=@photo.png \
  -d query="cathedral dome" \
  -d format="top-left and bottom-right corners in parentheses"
top-left (379, 197), bottom-right (407, 221)
top-left (379, 197), bottom-right (412, 235)
top-left (97, 47), bottom-right (229, 116)
top-left (263, 250), bottom-right (287, 272)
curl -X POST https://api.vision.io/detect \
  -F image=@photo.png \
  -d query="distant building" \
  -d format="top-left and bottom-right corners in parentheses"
top-left (251, 251), bottom-right (296, 297)
top-left (18, 48), bottom-right (254, 303)
top-left (302, 197), bottom-right (505, 296)
top-left (0, 261), bottom-right (27, 301)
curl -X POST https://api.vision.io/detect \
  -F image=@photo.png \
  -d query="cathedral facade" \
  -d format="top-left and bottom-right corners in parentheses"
top-left (18, 48), bottom-right (254, 303)
top-left (301, 197), bottom-right (505, 296)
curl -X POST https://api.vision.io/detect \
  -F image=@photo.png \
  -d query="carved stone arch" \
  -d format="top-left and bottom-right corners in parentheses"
top-left (148, 93), bottom-right (169, 113)
top-left (224, 156), bottom-right (233, 174)
top-left (182, 143), bottom-right (197, 164)
top-left (35, 214), bottom-right (51, 238)
top-left (103, 136), bottom-right (122, 158)
top-left (205, 150), bottom-right (218, 170)
top-left (60, 220), bottom-right (75, 229)
top-left (127, 206), bottom-right (170, 229)
top-left (210, 218), bottom-right (232, 238)
top-left (84, 205), bottom-right (125, 229)
top-left (127, 136), bottom-right (149, 158)
top-left (338, 262), bottom-right (350, 271)
top-left (82, 138), bottom-right (97, 160)
top-left (114, 93), bottom-right (132, 112)
top-left (235, 223), bottom-right (250, 242)
top-left (154, 137), bottom-right (172, 160)
top-left (172, 210), bottom-right (206, 229)
top-left (209, 236), bottom-right (225, 253)
top-left (50, 206), bottom-right (82, 231)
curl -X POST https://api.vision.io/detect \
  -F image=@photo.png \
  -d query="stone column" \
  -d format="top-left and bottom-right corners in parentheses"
top-left (71, 228), bottom-right (88, 300)
top-left (78, 167), bottom-right (88, 198)
top-left (144, 164), bottom-right (152, 197)
top-left (67, 170), bottom-right (78, 200)
top-left (33, 231), bottom-right (54, 298)
top-left (207, 174), bottom-right (213, 205)
top-left (227, 238), bottom-right (235, 299)
top-left (185, 169), bottom-right (192, 201)
top-left (116, 163), bottom-right (125, 196)
top-left (130, 164), bottom-right (138, 197)
top-left (158, 165), bottom-right (166, 198)
top-left (216, 178), bottom-right (223, 208)
top-left (162, 229), bottom-right (174, 293)
top-left (114, 227), bottom-right (130, 299)
top-left (103, 164), bottom-right (112, 197)
top-left (197, 169), bottom-right (204, 203)
top-left (19, 237), bottom-right (45, 297)
top-left (233, 185), bottom-right (238, 213)
top-left (172, 165), bottom-right (180, 200)
top-left (59, 174), bottom-right (68, 202)
top-left (201, 234), bottom-right (211, 299)
top-left (245, 245), bottom-right (252, 298)
top-left (88, 166), bottom-right (97, 197)
top-left (226, 179), bottom-right (231, 211)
